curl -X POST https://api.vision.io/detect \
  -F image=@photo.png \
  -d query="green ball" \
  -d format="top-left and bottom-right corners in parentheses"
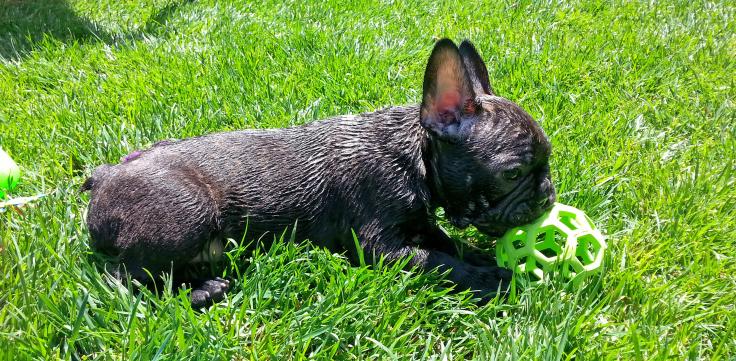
top-left (495, 203), bottom-right (606, 286)
top-left (0, 148), bottom-right (21, 199)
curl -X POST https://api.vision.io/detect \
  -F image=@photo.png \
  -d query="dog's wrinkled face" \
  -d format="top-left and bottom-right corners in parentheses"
top-left (428, 96), bottom-right (555, 235)
top-left (421, 40), bottom-right (556, 236)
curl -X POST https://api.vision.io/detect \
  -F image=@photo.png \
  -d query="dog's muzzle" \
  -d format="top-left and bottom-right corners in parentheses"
top-left (469, 175), bottom-right (555, 236)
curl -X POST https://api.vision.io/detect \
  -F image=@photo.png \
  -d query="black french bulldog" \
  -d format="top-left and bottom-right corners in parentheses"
top-left (82, 39), bottom-right (555, 308)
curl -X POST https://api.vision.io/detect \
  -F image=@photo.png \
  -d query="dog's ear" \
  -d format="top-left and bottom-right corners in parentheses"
top-left (459, 40), bottom-right (493, 96)
top-left (420, 39), bottom-right (478, 141)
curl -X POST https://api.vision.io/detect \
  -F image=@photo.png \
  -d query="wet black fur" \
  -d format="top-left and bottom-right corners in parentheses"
top-left (83, 39), bottom-right (556, 307)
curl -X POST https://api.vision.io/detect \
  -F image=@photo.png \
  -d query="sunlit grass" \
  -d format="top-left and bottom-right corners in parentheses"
top-left (1, 0), bottom-right (734, 359)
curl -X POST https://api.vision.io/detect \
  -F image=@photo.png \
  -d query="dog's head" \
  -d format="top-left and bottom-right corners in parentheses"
top-left (420, 39), bottom-right (556, 236)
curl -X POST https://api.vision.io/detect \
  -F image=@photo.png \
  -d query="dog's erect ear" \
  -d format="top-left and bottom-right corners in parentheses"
top-left (459, 40), bottom-right (493, 96)
top-left (420, 39), bottom-right (478, 141)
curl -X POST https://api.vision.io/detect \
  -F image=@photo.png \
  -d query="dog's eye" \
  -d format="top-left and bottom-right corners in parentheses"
top-left (503, 168), bottom-right (521, 181)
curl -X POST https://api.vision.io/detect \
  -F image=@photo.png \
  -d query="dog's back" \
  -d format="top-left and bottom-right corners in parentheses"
top-left (83, 105), bottom-right (429, 279)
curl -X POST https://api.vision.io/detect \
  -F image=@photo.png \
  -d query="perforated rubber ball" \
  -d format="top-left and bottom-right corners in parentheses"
top-left (495, 203), bottom-right (606, 286)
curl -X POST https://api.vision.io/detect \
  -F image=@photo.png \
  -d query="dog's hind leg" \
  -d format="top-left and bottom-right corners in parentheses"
top-left (86, 165), bottom-right (226, 304)
top-left (182, 238), bottom-right (233, 308)
top-left (189, 277), bottom-right (231, 308)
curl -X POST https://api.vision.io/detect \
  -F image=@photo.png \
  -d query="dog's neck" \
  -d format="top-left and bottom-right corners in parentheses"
top-left (422, 134), bottom-right (451, 212)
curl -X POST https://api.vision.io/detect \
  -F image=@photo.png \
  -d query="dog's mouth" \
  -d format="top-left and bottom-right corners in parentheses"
top-left (446, 196), bottom-right (517, 234)
top-left (448, 176), bottom-right (553, 237)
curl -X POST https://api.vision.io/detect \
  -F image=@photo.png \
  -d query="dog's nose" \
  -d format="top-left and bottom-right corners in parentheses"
top-left (535, 190), bottom-right (555, 212)
top-left (539, 177), bottom-right (552, 194)
top-left (537, 197), bottom-right (549, 208)
top-left (537, 177), bottom-right (556, 208)
top-left (537, 196), bottom-right (555, 210)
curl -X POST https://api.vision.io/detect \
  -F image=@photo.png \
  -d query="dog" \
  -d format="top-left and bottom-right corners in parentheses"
top-left (82, 39), bottom-right (556, 307)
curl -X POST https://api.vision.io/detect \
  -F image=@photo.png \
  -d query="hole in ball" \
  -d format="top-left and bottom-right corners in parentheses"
top-left (527, 270), bottom-right (541, 282)
top-left (559, 212), bottom-right (579, 231)
top-left (540, 247), bottom-right (558, 259)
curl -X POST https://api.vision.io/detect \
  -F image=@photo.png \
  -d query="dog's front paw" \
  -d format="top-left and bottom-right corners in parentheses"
top-left (190, 277), bottom-right (231, 309)
top-left (470, 266), bottom-right (513, 304)
top-left (457, 245), bottom-right (495, 266)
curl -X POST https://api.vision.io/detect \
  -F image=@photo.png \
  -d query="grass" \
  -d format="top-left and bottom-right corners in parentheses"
top-left (0, 0), bottom-right (734, 359)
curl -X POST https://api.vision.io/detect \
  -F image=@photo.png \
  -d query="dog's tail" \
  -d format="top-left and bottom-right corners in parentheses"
top-left (80, 177), bottom-right (94, 192)
top-left (80, 164), bottom-right (112, 192)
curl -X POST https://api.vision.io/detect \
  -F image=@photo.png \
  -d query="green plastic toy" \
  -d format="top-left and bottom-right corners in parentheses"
top-left (0, 148), bottom-right (21, 199)
top-left (496, 203), bottom-right (606, 286)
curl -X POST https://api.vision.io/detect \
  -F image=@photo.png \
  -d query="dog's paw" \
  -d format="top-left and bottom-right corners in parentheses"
top-left (472, 266), bottom-right (513, 304)
top-left (457, 245), bottom-right (495, 266)
top-left (190, 277), bottom-right (231, 309)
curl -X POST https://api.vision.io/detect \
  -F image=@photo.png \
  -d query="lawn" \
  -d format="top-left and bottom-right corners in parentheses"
top-left (1, 0), bottom-right (734, 359)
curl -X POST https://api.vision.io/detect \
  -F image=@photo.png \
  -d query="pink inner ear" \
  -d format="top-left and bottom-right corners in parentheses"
top-left (437, 90), bottom-right (461, 112)
top-left (463, 99), bottom-right (476, 114)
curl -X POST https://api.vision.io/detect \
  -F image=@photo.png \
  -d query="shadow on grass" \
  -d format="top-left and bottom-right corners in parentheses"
top-left (0, 0), bottom-right (189, 61)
